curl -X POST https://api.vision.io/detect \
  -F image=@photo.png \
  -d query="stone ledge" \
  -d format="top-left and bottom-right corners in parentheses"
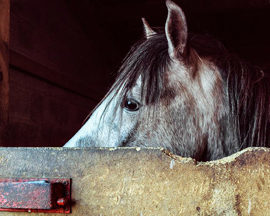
top-left (0, 147), bottom-right (269, 215)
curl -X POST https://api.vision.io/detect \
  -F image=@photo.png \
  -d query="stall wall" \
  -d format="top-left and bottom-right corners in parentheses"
top-left (7, 0), bottom-right (104, 146)
top-left (0, 147), bottom-right (269, 215)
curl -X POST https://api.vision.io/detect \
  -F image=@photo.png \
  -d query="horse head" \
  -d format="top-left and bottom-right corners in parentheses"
top-left (65, 0), bottom-right (269, 161)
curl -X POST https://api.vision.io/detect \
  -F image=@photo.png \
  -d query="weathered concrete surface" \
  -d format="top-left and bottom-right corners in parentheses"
top-left (0, 147), bottom-right (269, 215)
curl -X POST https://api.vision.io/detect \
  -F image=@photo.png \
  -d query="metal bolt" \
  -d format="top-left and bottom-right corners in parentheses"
top-left (57, 198), bottom-right (66, 206)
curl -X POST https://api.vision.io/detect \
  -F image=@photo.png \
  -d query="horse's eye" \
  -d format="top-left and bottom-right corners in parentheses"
top-left (123, 99), bottom-right (140, 112)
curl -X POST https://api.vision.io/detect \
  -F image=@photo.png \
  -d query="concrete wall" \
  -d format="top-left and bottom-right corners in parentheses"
top-left (0, 147), bottom-right (269, 215)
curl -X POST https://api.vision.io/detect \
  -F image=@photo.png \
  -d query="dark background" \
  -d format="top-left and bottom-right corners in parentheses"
top-left (6, 0), bottom-right (270, 147)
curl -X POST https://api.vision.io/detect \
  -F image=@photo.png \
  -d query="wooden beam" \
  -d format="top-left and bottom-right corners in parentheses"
top-left (0, 0), bottom-right (10, 145)
top-left (0, 147), bottom-right (269, 215)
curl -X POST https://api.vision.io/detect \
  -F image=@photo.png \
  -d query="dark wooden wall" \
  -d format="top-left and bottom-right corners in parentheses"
top-left (1, 0), bottom-right (270, 146)
top-left (7, 0), bottom-right (102, 146)
top-left (67, 0), bottom-right (270, 70)
top-left (0, 0), bottom-right (10, 146)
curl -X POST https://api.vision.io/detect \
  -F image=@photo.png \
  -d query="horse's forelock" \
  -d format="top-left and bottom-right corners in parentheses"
top-left (115, 33), bottom-right (171, 105)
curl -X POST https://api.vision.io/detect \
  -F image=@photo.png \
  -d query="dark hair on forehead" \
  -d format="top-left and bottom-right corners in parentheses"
top-left (113, 33), bottom-right (170, 105)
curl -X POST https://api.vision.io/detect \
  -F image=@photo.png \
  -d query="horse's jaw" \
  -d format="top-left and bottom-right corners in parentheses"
top-left (63, 94), bottom-right (116, 147)
top-left (63, 121), bottom-right (121, 148)
top-left (64, 89), bottom-right (132, 148)
top-left (64, 111), bottom-right (122, 147)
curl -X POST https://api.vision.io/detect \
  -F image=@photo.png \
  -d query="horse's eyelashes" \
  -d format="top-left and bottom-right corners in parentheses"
top-left (123, 98), bottom-right (141, 112)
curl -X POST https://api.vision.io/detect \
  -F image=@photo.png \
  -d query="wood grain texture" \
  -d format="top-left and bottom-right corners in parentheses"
top-left (8, 0), bottom-right (99, 146)
top-left (0, 0), bottom-right (10, 145)
top-left (10, 0), bottom-right (110, 100)
top-left (6, 68), bottom-right (95, 147)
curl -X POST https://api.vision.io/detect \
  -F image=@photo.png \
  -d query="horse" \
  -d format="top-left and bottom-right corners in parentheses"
top-left (64, 0), bottom-right (270, 161)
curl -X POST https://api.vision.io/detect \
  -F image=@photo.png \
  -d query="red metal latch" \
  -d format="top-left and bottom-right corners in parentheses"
top-left (0, 178), bottom-right (71, 213)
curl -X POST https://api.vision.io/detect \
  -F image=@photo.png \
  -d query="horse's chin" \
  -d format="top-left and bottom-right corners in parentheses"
top-left (77, 136), bottom-right (122, 148)
top-left (64, 135), bottom-right (94, 147)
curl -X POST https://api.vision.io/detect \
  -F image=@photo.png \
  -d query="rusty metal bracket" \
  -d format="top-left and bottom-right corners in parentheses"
top-left (0, 178), bottom-right (71, 213)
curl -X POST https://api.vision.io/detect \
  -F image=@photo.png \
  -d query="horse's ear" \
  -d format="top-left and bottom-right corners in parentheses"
top-left (165, 0), bottom-right (188, 58)
top-left (142, 18), bottom-right (156, 39)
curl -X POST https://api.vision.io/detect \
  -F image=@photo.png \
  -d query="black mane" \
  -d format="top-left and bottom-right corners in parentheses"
top-left (189, 34), bottom-right (270, 149)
